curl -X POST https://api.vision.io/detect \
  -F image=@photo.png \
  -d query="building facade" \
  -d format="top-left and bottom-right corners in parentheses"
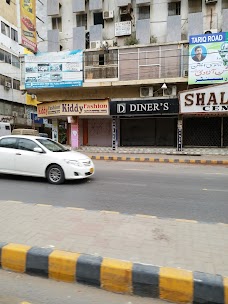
top-left (0, 0), bottom-right (34, 130)
top-left (24, 0), bottom-right (228, 148)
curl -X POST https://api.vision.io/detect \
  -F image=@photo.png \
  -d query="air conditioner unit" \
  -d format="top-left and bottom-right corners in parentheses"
top-left (4, 81), bottom-right (11, 89)
top-left (103, 10), bottom-right (114, 20)
top-left (183, 70), bottom-right (188, 77)
top-left (204, 29), bottom-right (218, 34)
top-left (140, 86), bottom-right (153, 98)
top-left (90, 40), bottom-right (101, 49)
top-left (205, 0), bottom-right (217, 4)
top-left (12, 111), bottom-right (18, 117)
top-left (163, 85), bottom-right (177, 97)
top-left (120, 3), bottom-right (132, 15)
top-left (102, 40), bottom-right (114, 48)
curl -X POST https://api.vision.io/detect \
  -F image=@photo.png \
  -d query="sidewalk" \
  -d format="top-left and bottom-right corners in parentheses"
top-left (1, 200), bottom-right (227, 277)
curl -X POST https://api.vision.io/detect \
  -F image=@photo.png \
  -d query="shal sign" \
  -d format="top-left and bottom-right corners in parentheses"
top-left (188, 32), bottom-right (228, 85)
top-left (179, 83), bottom-right (228, 114)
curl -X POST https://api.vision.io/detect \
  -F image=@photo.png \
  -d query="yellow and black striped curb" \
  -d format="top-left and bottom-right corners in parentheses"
top-left (0, 242), bottom-right (227, 304)
top-left (90, 155), bottom-right (228, 165)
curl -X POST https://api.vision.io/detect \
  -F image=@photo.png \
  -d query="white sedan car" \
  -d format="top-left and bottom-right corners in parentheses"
top-left (0, 135), bottom-right (95, 184)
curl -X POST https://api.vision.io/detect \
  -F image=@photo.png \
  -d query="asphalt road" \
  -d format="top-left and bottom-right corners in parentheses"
top-left (0, 270), bottom-right (163, 304)
top-left (0, 161), bottom-right (227, 223)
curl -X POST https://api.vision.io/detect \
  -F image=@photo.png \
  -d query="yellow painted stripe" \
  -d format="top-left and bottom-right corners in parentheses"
top-left (49, 250), bottom-right (80, 282)
top-left (139, 157), bottom-right (145, 162)
top-left (176, 219), bottom-right (198, 224)
top-left (101, 258), bottom-right (133, 294)
top-left (95, 156), bottom-right (100, 160)
top-left (66, 207), bottom-right (85, 211)
top-left (169, 159), bottom-right (174, 163)
top-left (160, 267), bottom-right (193, 303)
top-left (100, 210), bottom-right (120, 214)
top-left (149, 158), bottom-right (155, 162)
top-left (104, 156), bottom-right (109, 160)
top-left (190, 159), bottom-right (196, 163)
top-left (121, 157), bottom-right (127, 161)
top-left (179, 159), bottom-right (185, 163)
top-left (136, 214), bottom-right (157, 219)
top-left (2, 243), bottom-right (31, 273)
top-left (159, 159), bottom-right (165, 162)
top-left (130, 157), bottom-right (136, 161)
top-left (113, 156), bottom-right (118, 160)
top-left (200, 160), bottom-right (207, 164)
top-left (224, 277), bottom-right (228, 304)
top-left (36, 204), bottom-right (52, 207)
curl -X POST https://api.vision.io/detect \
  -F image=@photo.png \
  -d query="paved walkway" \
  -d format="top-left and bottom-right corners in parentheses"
top-left (1, 200), bottom-right (227, 277)
top-left (77, 146), bottom-right (228, 156)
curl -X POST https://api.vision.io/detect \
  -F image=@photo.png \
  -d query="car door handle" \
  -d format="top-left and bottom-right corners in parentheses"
top-left (16, 153), bottom-right (21, 155)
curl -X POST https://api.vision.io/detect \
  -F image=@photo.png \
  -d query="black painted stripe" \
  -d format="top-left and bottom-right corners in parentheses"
top-left (133, 263), bottom-right (159, 298)
top-left (0, 242), bottom-right (7, 267)
top-left (193, 271), bottom-right (224, 304)
top-left (26, 247), bottom-right (53, 277)
top-left (76, 254), bottom-right (103, 287)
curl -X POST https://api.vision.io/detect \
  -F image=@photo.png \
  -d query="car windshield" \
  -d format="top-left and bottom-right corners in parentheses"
top-left (36, 138), bottom-right (69, 152)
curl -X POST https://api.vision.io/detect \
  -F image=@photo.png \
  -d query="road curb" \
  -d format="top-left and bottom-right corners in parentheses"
top-left (0, 242), bottom-right (227, 304)
top-left (89, 155), bottom-right (228, 165)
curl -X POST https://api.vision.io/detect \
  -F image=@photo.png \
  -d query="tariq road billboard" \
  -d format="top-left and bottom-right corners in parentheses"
top-left (188, 32), bottom-right (228, 85)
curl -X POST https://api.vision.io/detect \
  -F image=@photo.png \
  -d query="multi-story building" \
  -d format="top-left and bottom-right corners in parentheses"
top-left (24, 0), bottom-right (228, 148)
top-left (0, 0), bottom-right (32, 130)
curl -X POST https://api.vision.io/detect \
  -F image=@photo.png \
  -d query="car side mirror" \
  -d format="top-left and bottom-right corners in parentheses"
top-left (34, 147), bottom-right (43, 153)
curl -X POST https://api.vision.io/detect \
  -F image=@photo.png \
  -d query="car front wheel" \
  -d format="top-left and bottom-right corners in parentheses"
top-left (46, 164), bottom-right (65, 185)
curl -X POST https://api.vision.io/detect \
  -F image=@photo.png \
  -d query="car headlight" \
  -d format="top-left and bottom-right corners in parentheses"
top-left (64, 160), bottom-right (83, 167)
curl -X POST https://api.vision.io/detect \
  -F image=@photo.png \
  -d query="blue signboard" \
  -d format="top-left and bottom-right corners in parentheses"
top-left (25, 50), bottom-right (83, 89)
top-left (30, 113), bottom-right (44, 124)
top-left (189, 32), bottom-right (228, 84)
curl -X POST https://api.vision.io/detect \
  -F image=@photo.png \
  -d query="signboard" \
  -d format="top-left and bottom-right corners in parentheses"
top-left (115, 21), bottom-right (132, 37)
top-left (20, 0), bottom-right (37, 53)
top-left (38, 100), bottom-right (109, 117)
top-left (25, 50), bottom-right (83, 89)
top-left (30, 113), bottom-right (44, 124)
top-left (110, 99), bottom-right (179, 116)
top-left (179, 83), bottom-right (228, 114)
top-left (189, 32), bottom-right (228, 84)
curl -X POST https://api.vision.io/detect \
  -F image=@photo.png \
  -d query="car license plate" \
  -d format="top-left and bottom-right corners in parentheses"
top-left (90, 168), bottom-right (94, 173)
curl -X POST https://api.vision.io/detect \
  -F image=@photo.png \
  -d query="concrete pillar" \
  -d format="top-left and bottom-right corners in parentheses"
top-left (70, 116), bottom-right (79, 149)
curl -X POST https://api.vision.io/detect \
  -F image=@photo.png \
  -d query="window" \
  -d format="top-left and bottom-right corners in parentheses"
top-left (222, 0), bottom-right (228, 9)
top-left (138, 5), bottom-right (150, 20)
top-left (5, 52), bottom-right (11, 64)
top-left (0, 137), bottom-right (17, 149)
top-left (94, 12), bottom-right (104, 28)
top-left (18, 138), bottom-right (39, 151)
top-left (6, 0), bottom-right (11, 4)
top-left (12, 55), bottom-right (20, 68)
top-left (99, 54), bottom-right (104, 65)
top-left (0, 49), bottom-right (4, 61)
top-left (76, 13), bottom-right (87, 30)
top-left (188, 0), bottom-right (202, 13)
top-left (1, 21), bottom-right (10, 37)
top-left (52, 17), bottom-right (62, 31)
top-left (11, 28), bottom-right (18, 42)
top-left (168, 1), bottom-right (181, 16)
top-left (13, 79), bottom-right (20, 90)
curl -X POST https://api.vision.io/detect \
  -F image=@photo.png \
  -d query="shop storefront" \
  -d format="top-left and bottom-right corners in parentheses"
top-left (110, 99), bottom-right (179, 147)
top-left (37, 99), bottom-right (111, 147)
top-left (179, 83), bottom-right (228, 147)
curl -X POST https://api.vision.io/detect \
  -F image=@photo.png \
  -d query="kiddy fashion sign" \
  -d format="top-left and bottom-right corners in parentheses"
top-left (189, 32), bottom-right (228, 85)
top-left (179, 83), bottom-right (228, 114)
top-left (37, 100), bottom-right (109, 117)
